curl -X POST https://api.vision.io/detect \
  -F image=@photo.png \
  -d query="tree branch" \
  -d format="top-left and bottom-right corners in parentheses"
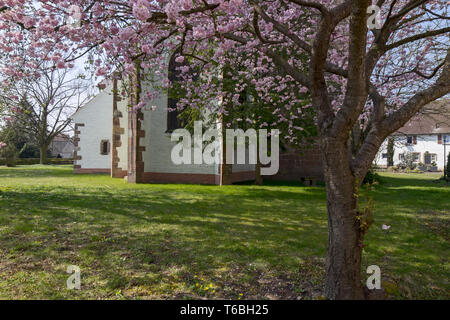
top-left (332, 0), bottom-right (370, 137)
top-left (385, 27), bottom-right (450, 52)
top-left (352, 49), bottom-right (450, 180)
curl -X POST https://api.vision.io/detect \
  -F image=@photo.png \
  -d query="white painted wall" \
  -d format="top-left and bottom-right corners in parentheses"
top-left (72, 87), bottom-right (113, 170)
top-left (72, 59), bottom-right (256, 178)
top-left (140, 83), bottom-right (218, 175)
top-left (376, 134), bottom-right (450, 170)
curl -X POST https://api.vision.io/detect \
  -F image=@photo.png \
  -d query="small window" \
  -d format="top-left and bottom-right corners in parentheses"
top-left (399, 153), bottom-right (404, 161)
top-left (382, 153), bottom-right (388, 159)
top-left (445, 135), bottom-right (450, 144)
top-left (100, 140), bottom-right (110, 155)
top-left (424, 152), bottom-right (437, 165)
top-left (412, 152), bottom-right (420, 162)
top-left (406, 135), bottom-right (418, 144)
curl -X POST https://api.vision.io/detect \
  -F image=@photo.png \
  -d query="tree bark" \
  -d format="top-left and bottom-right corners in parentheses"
top-left (322, 136), bottom-right (365, 300)
top-left (387, 137), bottom-right (394, 167)
top-left (40, 144), bottom-right (49, 165)
top-left (255, 157), bottom-right (263, 185)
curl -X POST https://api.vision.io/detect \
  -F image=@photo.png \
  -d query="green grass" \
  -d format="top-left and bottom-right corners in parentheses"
top-left (0, 165), bottom-right (448, 299)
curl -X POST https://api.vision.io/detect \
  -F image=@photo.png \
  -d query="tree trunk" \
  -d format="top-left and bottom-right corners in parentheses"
top-left (387, 137), bottom-right (394, 167)
top-left (40, 144), bottom-right (49, 165)
top-left (322, 137), bottom-right (365, 300)
top-left (255, 157), bottom-right (263, 185)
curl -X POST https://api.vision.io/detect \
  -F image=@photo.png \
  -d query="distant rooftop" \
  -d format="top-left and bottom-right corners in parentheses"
top-left (396, 99), bottom-right (450, 135)
top-left (52, 134), bottom-right (72, 142)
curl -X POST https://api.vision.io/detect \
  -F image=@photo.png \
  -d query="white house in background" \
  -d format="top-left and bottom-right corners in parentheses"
top-left (49, 134), bottom-right (74, 159)
top-left (376, 100), bottom-right (450, 170)
top-left (71, 52), bottom-right (256, 184)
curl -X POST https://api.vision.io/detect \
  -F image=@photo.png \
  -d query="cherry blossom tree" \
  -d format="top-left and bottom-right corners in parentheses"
top-left (178, 51), bottom-right (317, 184)
top-left (1, 0), bottom-right (449, 299)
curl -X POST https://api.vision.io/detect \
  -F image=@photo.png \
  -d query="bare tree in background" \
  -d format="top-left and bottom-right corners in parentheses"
top-left (2, 67), bottom-right (92, 164)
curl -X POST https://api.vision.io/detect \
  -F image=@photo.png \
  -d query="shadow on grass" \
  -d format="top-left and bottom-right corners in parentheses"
top-left (0, 167), bottom-right (448, 299)
top-left (234, 180), bottom-right (326, 187)
top-left (0, 183), bottom-right (328, 299)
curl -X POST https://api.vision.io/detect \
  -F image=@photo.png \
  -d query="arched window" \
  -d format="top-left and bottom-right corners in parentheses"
top-left (167, 50), bottom-right (185, 133)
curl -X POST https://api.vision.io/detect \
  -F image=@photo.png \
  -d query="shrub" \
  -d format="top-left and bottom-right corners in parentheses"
top-left (399, 152), bottom-right (417, 170)
top-left (0, 158), bottom-right (74, 166)
top-left (0, 144), bottom-right (19, 167)
top-left (387, 166), bottom-right (398, 172)
top-left (363, 170), bottom-right (381, 185)
top-left (387, 137), bottom-right (395, 167)
top-left (446, 152), bottom-right (450, 179)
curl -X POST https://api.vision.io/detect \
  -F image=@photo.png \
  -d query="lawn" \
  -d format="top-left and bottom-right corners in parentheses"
top-left (0, 165), bottom-right (448, 299)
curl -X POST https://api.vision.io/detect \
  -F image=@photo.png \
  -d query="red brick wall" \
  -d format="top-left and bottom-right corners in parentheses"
top-left (138, 171), bottom-right (256, 185)
top-left (264, 144), bottom-right (324, 182)
top-left (231, 171), bottom-right (256, 183)
top-left (141, 172), bottom-right (218, 184)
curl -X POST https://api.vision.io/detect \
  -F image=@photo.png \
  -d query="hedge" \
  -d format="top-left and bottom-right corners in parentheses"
top-left (0, 158), bottom-right (74, 166)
